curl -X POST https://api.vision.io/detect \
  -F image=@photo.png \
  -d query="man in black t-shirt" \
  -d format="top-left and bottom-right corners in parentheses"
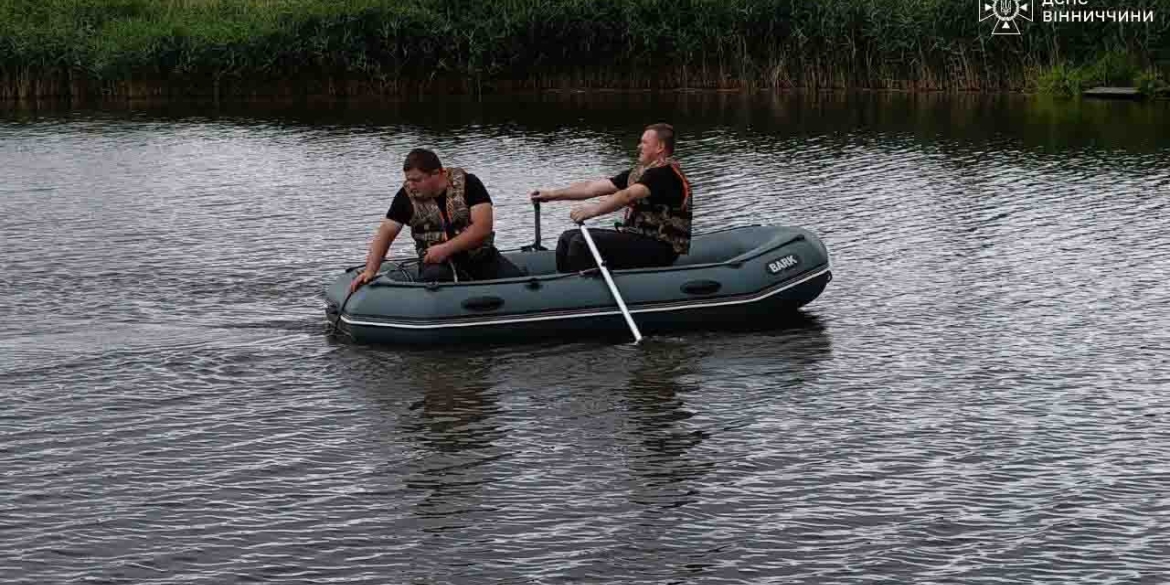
top-left (530, 123), bottom-right (693, 273)
top-left (349, 149), bottom-right (522, 292)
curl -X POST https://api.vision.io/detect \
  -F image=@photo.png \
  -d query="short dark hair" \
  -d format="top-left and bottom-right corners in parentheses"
top-left (403, 148), bottom-right (442, 173)
top-left (646, 123), bottom-right (676, 155)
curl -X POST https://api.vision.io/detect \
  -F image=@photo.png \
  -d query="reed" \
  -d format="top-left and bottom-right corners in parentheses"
top-left (2, 0), bottom-right (1168, 100)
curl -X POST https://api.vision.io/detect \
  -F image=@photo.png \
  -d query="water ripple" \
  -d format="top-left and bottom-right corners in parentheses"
top-left (3, 94), bottom-right (1170, 584)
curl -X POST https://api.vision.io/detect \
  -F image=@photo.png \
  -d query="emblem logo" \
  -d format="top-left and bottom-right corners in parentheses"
top-left (980, 0), bottom-right (1033, 35)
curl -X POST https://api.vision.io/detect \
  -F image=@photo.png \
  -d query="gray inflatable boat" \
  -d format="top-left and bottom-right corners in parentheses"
top-left (325, 213), bottom-right (831, 345)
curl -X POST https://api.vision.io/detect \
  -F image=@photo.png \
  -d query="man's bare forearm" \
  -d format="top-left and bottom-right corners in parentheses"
top-left (443, 223), bottom-right (490, 255)
top-left (363, 220), bottom-right (399, 275)
top-left (551, 179), bottom-right (615, 201)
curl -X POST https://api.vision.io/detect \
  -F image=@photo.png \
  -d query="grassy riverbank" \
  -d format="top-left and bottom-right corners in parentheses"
top-left (2, 0), bottom-right (1168, 100)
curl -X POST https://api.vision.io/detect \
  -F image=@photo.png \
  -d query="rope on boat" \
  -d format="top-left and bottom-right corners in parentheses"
top-left (328, 258), bottom-right (418, 337)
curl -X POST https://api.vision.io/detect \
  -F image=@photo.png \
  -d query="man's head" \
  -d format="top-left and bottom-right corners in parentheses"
top-left (637, 123), bottom-right (675, 165)
top-left (403, 148), bottom-right (447, 196)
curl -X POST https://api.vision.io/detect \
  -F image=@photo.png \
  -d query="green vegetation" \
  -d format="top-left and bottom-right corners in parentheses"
top-left (1035, 50), bottom-right (1169, 96)
top-left (2, 0), bottom-right (1168, 100)
top-left (1135, 67), bottom-right (1170, 95)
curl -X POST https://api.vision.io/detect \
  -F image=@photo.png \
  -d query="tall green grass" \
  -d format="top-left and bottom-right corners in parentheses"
top-left (2, 0), bottom-right (1169, 100)
top-left (1037, 50), bottom-right (1170, 96)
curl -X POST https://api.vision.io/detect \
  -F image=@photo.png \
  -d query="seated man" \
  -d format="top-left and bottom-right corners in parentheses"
top-left (350, 148), bottom-right (521, 292)
top-left (530, 123), bottom-right (692, 272)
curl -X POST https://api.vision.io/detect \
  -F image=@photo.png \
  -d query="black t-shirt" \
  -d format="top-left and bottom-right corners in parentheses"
top-left (609, 166), bottom-right (686, 208)
top-left (385, 172), bottom-right (492, 238)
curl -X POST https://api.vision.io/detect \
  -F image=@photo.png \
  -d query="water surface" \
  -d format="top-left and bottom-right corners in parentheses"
top-left (3, 92), bottom-right (1169, 583)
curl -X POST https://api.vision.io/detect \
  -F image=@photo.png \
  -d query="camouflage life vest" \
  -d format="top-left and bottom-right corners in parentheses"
top-left (619, 157), bottom-right (693, 255)
top-left (405, 167), bottom-right (495, 261)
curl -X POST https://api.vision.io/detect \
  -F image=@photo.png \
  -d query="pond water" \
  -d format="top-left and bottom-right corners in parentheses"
top-left (3, 92), bottom-right (1169, 583)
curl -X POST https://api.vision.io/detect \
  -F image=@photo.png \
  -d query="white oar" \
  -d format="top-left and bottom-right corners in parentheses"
top-left (578, 223), bottom-right (642, 344)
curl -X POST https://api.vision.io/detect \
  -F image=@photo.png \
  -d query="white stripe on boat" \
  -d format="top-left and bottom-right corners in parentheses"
top-left (339, 266), bottom-right (831, 330)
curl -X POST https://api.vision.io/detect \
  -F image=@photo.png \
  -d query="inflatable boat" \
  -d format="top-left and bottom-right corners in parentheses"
top-left (325, 209), bottom-right (831, 345)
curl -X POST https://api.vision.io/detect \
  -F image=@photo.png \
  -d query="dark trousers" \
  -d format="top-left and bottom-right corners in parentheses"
top-left (555, 228), bottom-right (678, 273)
top-left (418, 248), bottom-right (523, 282)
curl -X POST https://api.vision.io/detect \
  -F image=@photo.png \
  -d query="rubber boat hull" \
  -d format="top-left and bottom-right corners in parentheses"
top-left (325, 224), bottom-right (831, 345)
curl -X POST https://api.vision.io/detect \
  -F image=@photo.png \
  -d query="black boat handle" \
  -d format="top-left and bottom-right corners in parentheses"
top-left (461, 296), bottom-right (505, 312)
top-left (521, 200), bottom-right (549, 252)
top-left (681, 280), bottom-right (722, 295)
